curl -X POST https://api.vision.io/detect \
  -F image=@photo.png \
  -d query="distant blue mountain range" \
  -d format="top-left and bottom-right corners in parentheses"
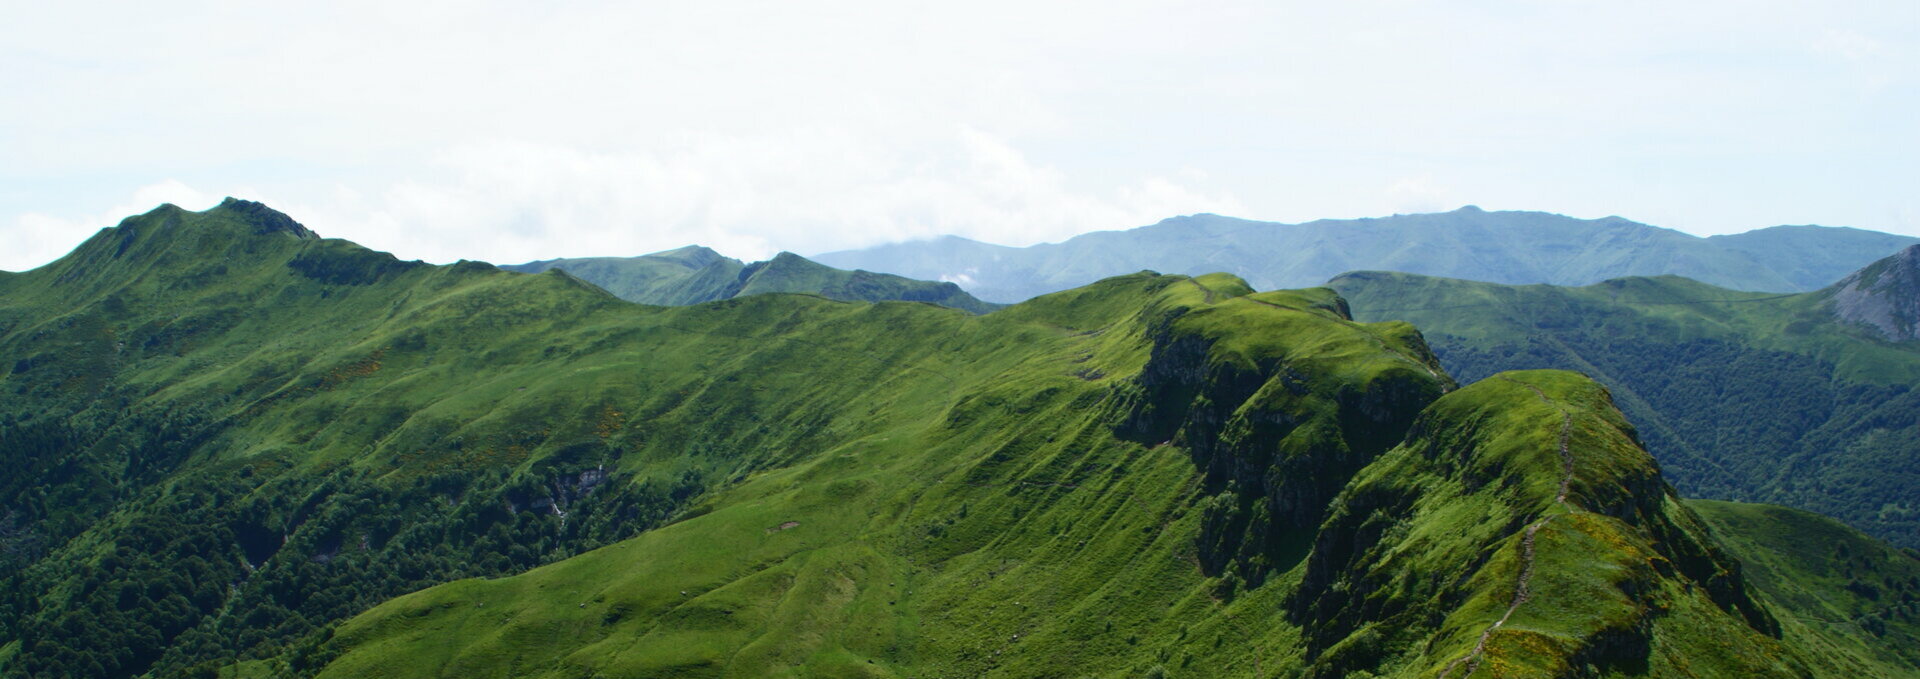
top-left (814, 206), bottom-right (1920, 302)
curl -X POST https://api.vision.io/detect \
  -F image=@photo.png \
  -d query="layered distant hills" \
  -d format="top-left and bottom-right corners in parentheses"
top-left (815, 207), bottom-right (1920, 303)
top-left (1332, 245), bottom-right (1920, 549)
top-left (504, 247), bottom-right (999, 314)
top-left (2, 200), bottom-right (1917, 678)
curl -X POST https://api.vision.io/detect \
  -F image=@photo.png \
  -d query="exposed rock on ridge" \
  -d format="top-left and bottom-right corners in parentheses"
top-left (1829, 244), bottom-right (1920, 341)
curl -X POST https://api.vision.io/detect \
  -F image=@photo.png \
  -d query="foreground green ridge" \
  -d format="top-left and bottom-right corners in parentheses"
top-left (0, 200), bottom-right (1912, 678)
top-left (503, 247), bottom-right (1000, 314)
top-left (1330, 254), bottom-right (1920, 549)
top-left (306, 372), bottom-right (1919, 678)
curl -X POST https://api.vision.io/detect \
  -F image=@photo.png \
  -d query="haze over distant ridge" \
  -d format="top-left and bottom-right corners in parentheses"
top-left (815, 207), bottom-right (1920, 303)
top-left (8, 3), bottom-right (1916, 272)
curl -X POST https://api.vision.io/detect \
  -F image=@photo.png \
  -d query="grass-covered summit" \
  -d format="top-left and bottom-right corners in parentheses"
top-left (0, 200), bottom-right (1915, 677)
top-left (504, 247), bottom-right (999, 313)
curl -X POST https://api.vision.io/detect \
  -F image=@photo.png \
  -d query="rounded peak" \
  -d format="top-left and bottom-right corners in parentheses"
top-left (1152, 212), bottom-right (1242, 227)
top-left (649, 244), bottom-right (720, 257)
top-left (644, 244), bottom-right (734, 269)
top-left (751, 251), bottom-right (832, 275)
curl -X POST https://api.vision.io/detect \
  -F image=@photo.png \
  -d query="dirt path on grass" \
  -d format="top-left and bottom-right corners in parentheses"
top-left (1438, 376), bottom-right (1581, 679)
top-left (1185, 277), bottom-right (1217, 304)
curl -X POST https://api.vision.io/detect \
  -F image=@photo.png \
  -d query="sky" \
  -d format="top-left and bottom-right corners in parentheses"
top-left (3, 1), bottom-right (1916, 271)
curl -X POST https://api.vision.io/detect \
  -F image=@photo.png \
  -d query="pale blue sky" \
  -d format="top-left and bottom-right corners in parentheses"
top-left (4, 1), bottom-right (1915, 271)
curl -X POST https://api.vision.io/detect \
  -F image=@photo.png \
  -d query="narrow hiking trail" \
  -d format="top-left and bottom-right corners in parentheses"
top-left (1185, 277), bottom-right (1218, 304)
top-left (1438, 376), bottom-right (1581, 679)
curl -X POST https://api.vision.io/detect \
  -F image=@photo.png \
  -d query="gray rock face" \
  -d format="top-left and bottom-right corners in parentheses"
top-left (1829, 245), bottom-right (1920, 341)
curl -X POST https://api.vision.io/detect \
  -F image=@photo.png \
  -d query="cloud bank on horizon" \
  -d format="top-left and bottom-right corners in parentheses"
top-left (3, 1), bottom-right (1915, 271)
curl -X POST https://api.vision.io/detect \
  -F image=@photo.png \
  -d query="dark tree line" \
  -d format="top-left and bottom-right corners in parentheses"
top-left (0, 419), bottom-right (707, 679)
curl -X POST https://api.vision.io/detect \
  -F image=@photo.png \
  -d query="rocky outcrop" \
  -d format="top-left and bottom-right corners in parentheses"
top-left (1113, 293), bottom-right (1445, 585)
top-left (286, 244), bottom-right (424, 285)
top-left (1828, 244), bottom-right (1920, 341)
top-left (215, 197), bottom-right (320, 240)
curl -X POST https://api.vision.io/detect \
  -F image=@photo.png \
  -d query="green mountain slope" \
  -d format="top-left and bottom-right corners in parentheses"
top-left (304, 370), bottom-right (1920, 679)
top-left (504, 248), bottom-right (1000, 313)
top-left (813, 207), bottom-right (1919, 303)
top-left (1330, 254), bottom-right (1920, 549)
top-left (1692, 500), bottom-right (1920, 671)
top-left (0, 200), bottom-right (1001, 677)
top-left (1, 200), bottom-right (1915, 678)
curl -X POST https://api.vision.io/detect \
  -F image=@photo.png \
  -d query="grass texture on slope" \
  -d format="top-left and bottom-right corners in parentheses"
top-left (1, 201), bottom-right (1913, 678)
top-left (308, 271), bottom-right (1451, 678)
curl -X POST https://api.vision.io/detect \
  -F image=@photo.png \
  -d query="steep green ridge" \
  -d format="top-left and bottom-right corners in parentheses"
top-left (1, 200), bottom-right (1914, 678)
top-left (813, 207), bottom-right (1918, 303)
top-left (504, 248), bottom-right (999, 313)
top-left (1330, 265), bottom-right (1920, 548)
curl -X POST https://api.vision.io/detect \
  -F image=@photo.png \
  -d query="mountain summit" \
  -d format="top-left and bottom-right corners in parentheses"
top-left (505, 248), bottom-right (999, 313)
top-left (212, 197), bottom-right (320, 239)
top-left (1829, 244), bottom-right (1920, 341)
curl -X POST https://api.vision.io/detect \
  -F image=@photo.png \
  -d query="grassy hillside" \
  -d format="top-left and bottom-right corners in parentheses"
top-left (304, 369), bottom-right (1920, 678)
top-left (2, 200), bottom-right (1915, 678)
top-left (1331, 268), bottom-right (1920, 549)
top-left (1693, 500), bottom-right (1920, 673)
top-left (504, 248), bottom-right (999, 313)
top-left (814, 207), bottom-right (1919, 303)
top-left (0, 200), bottom-right (1004, 677)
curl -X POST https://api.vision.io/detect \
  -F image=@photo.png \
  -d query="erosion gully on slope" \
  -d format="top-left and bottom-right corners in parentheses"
top-left (1438, 375), bottom-right (1580, 679)
top-left (1182, 276), bottom-right (1463, 676)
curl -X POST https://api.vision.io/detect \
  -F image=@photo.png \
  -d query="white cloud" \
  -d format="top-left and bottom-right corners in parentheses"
top-left (1812, 28), bottom-right (1889, 63)
top-left (3, 1), bottom-right (1918, 270)
top-left (3, 180), bottom-right (234, 271)
top-left (279, 128), bottom-right (1244, 265)
top-left (1385, 177), bottom-right (1455, 216)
